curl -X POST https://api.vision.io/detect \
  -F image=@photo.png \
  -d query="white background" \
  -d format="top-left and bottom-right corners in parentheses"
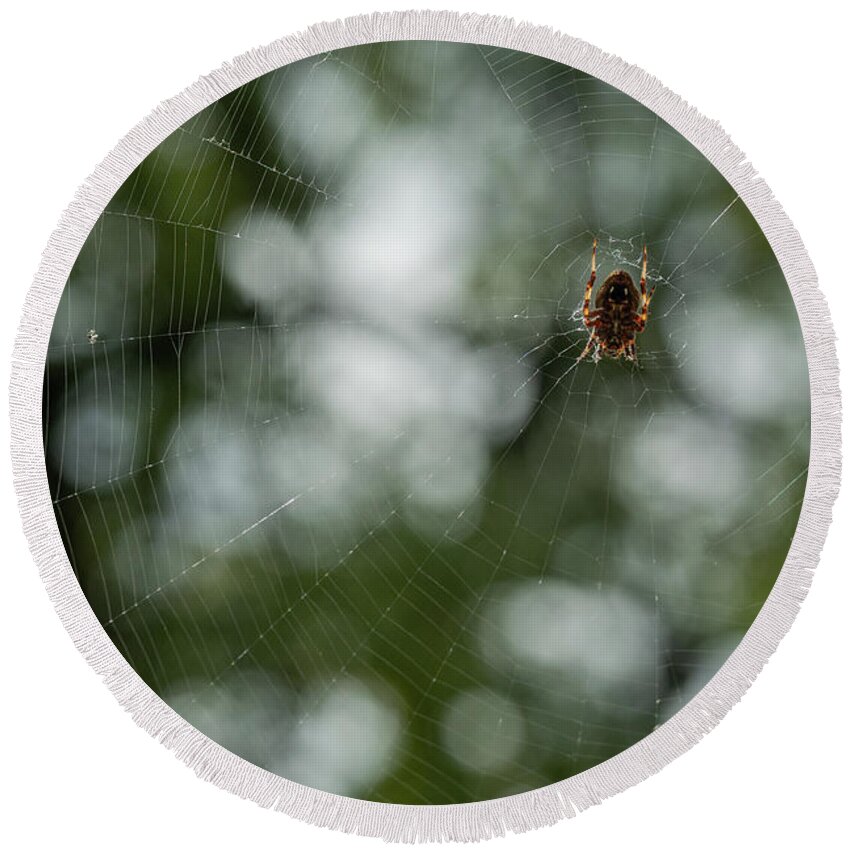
top-left (1, 2), bottom-right (847, 847)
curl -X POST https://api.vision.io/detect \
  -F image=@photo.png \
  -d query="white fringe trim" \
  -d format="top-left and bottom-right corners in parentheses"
top-left (8, 9), bottom-right (841, 843)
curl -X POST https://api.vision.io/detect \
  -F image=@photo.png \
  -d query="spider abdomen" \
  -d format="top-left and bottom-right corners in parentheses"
top-left (595, 271), bottom-right (640, 313)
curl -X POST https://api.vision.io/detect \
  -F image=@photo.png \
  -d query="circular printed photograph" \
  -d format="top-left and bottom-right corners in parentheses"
top-left (44, 41), bottom-right (809, 805)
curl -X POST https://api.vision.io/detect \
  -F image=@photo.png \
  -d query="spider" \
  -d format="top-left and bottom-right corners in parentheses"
top-left (578, 238), bottom-right (655, 364)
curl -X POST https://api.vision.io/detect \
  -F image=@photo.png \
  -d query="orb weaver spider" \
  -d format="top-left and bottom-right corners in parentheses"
top-left (578, 238), bottom-right (656, 364)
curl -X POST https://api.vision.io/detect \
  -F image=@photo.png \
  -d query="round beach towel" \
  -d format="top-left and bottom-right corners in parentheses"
top-left (10, 11), bottom-right (839, 842)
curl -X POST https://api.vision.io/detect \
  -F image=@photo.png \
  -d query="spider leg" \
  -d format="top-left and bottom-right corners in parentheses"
top-left (577, 333), bottom-right (597, 362)
top-left (636, 245), bottom-right (656, 332)
top-left (582, 238), bottom-right (597, 326)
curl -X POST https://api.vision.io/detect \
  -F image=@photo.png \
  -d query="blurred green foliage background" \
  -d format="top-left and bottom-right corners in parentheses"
top-left (44, 42), bottom-right (809, 804)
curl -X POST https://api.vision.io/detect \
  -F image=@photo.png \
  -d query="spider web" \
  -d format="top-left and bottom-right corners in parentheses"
top-left (44, 41), bottom-right (810, 804)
